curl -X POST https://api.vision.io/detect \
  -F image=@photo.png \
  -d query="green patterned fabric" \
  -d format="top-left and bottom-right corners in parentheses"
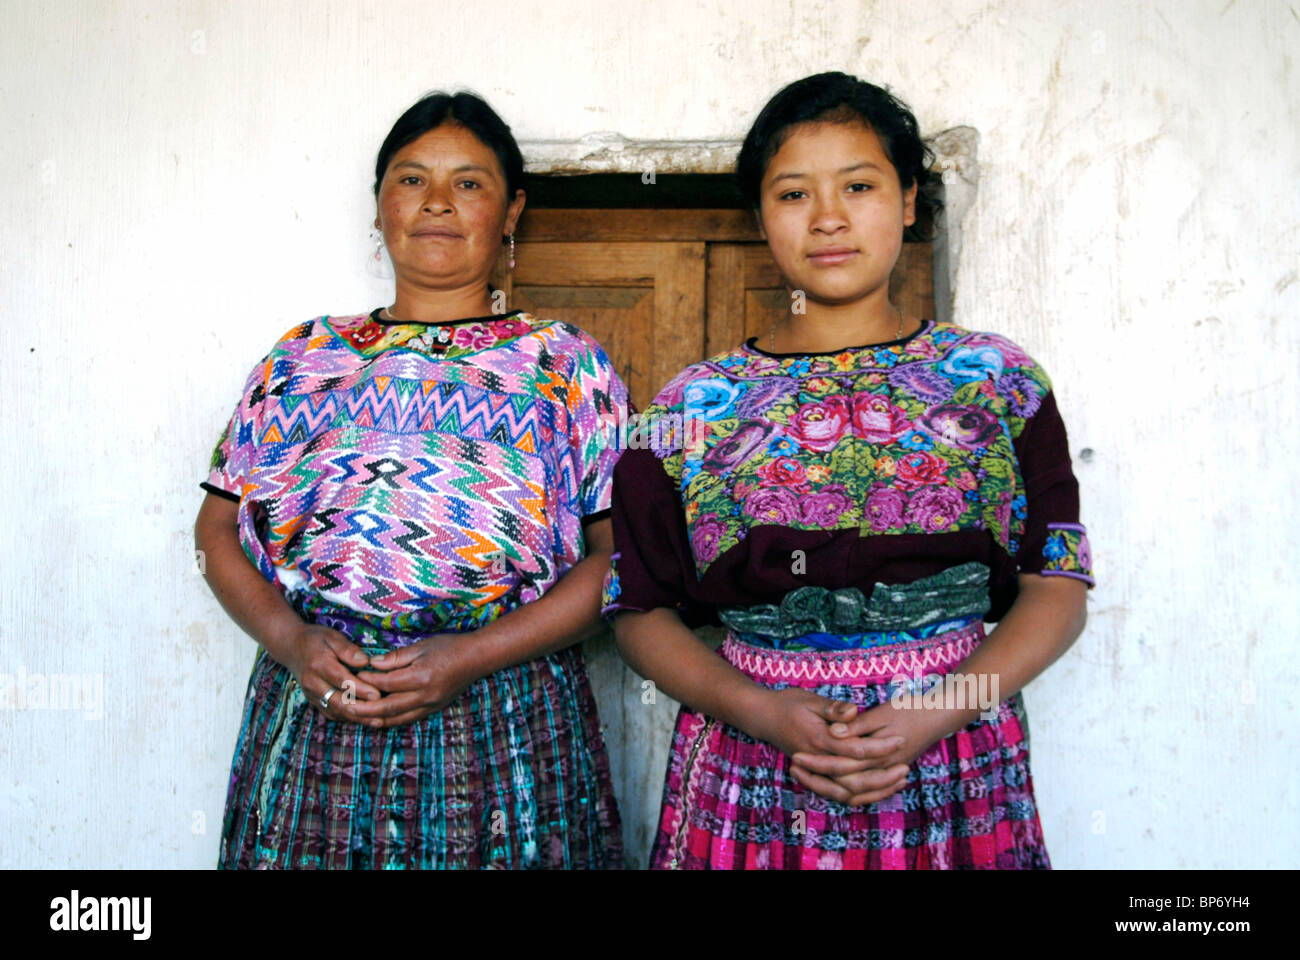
top-left (717, 561), bottom-right (991, 640)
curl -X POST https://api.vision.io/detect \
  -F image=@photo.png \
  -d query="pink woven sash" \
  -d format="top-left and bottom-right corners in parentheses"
top-left (720, 621), bottom-right (985, 688)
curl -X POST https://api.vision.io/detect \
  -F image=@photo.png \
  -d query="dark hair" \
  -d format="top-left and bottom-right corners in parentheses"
top-left (373, 91), bottom-right (525, 200)
top-left (736, 72), bottom-right (942, 240)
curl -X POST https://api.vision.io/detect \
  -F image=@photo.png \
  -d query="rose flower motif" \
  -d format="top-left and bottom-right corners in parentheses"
top-left (489, 317), bottom-right (531, 338)
top-left (755, 456), bottom-right (808, 488)
top-left (349, 323), bottom-right (384, 347)
top-left (920, 403), bottom-right (1001, 450)
top-left (798, 484), bottom-right (853, 525)
top-left (787, 397), bottom-right (851, 452)
top-left (865, 485), bottom-right (908, 532)
top-left (691, 512), bottom-right (728, 563)
top-left (937, 345), bottom-right (1005, 383)
top-left (904, 485), bottom-right (967, 531)
top-left (684, 379), bottom-right (743, 422)
top-left (701, 421), bottom-right (774, 474)
top-left (893, 450), bottom-right (949, 490)
top-left (453, 323), bottom-right (496, 350)
top-left (742, 486), bottom-right (801, 525)
top-left (852, 394), bottom-right (910, 443)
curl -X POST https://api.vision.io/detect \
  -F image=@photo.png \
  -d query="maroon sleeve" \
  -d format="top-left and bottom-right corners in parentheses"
top-left (600, 446), bottom-right (713, 626)
top-left (1013, 390), bottom-right (1094, 586)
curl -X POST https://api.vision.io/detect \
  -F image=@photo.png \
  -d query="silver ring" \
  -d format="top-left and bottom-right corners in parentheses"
top-left (319, 687), bottom-right (337, 710)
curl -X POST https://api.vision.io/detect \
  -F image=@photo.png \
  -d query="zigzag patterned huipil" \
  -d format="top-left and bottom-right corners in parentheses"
top-left (204, 310), bottom-right (627, 631)
top-left (205, 309), bottom-right (629, 869)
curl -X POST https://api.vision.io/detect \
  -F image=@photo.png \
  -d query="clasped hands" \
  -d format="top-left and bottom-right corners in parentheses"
top-left (284, 624), bottom-right (471, 729)
top-left (758, 687), bottom-right (942, 808)
top-left (283, 624), bottom-right (942, 796)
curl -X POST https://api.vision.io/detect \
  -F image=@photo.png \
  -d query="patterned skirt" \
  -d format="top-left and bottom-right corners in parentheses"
top-left (217, 600), bottom-right (623, 870)
top-left (649, 621), bottom-right (1050, 870)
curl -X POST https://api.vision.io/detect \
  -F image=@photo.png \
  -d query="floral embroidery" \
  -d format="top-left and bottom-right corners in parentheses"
top-left (684, 379), bottom-right (744, 421)
top-left (852, 394), bottom-right (909, 443)
top-left (692, 514), bottom-right (727, 562)
top-left (937, 345), bottom-right (1005, 382)
top-left (600, 556), bottom-right (623, 611)
top-left (326, 311), bottom-right (546, 359)
top-left (788, 397), bottom-right (851, 452)
top-left (640, 321), bottom-right (1058, 577)
top-left (921, 403), bottom-right (1001, 449)
top-left (453, 323), bottom-right (497, 350)
top-left (1042, 523), bottom-right (1095, 584)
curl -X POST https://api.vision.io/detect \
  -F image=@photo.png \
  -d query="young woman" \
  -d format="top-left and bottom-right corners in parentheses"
top-left (196, 91), bottom-right (627, 868)
top-left (603, 72), bottom-right (1093, 869)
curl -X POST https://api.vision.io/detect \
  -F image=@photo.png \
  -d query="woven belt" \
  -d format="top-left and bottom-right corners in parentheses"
top-left (717, 560), bottom-right (990, 651)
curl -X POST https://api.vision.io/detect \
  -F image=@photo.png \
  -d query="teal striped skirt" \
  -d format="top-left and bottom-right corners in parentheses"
top-left (217, 595), bottom-right (623, 869)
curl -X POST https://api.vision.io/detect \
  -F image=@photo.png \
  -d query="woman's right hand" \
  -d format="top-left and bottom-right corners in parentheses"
top-left (273, 624), bottom-right (385, 723)
top-left (750, 688), bottom-right (907, 804)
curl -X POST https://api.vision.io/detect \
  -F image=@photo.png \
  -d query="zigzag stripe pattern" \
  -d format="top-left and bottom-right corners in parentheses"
top-left (254, 377), bottom-right (545, 450)
top-left (205, 314), bottom-right (628, 617)
top-left (720, 628), bottom-right (982, 687)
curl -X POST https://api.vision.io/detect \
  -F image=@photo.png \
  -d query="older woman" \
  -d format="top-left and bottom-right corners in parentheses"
top-left (195, 91), bottom-right (627, 869)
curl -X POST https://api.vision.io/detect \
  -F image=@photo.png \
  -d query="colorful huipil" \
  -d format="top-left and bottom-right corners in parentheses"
top-left (601, 320), bottom-right (1094, 870)
top-left (203, 308), bottom-right (627, 869)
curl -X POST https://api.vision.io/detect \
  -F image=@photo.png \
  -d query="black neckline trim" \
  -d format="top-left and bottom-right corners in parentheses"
top-left (368, 307), bottom-right (525, 328)
top-left (744, 318), bottom-right (933, 358)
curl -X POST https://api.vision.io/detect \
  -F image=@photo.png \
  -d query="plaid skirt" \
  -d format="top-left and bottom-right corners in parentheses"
top-left (217, 607), bottom-right (623, 869)
top-left (649, 622), bottom-right (1050, 870)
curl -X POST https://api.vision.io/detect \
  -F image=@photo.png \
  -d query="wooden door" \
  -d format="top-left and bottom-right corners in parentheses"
top-left (503, 242), bottom-right (704, 412)
top-left (505, 208), bottom-right (933, 408)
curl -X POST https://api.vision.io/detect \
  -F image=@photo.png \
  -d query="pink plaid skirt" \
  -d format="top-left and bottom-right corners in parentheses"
top-left (649, 622), bottom-right (1051, 869)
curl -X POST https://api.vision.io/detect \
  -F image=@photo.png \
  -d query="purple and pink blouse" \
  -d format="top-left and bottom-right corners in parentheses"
top-left (203, 309), bottom-right (627, 634)
top-left (600, 320), bottom-right (1094, 630)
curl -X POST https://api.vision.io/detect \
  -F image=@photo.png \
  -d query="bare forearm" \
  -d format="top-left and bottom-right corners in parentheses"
top-left (921, 575), bottom-right (1088, 740)
top-left (455, 550), bottom-right (613, 677)
top-left (194, 496), bottom-right (302, 663)
top-left (612, 607), bottom-right (769, 736)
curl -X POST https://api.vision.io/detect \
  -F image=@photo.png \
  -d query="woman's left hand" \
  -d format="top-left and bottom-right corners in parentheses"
top-left (346, 634), bottom-right (476, 729)
top-left (789, 703), bottom-right (951, 806)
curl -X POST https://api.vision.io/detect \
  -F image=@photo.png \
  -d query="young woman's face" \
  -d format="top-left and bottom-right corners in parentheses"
top-left (757, 120), bottom-right (916, 308)
top-left (375, 123), bottom-right (524, 291)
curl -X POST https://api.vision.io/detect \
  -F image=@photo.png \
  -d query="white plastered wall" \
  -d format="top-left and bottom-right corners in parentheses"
top-left (0, 0), bottom-right (1296, 868)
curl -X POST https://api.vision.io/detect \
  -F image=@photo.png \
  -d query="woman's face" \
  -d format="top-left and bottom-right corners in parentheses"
top-left (757, 120), bottom-right (916, 308)
top-left (375, 123), bottom-right (525, 292)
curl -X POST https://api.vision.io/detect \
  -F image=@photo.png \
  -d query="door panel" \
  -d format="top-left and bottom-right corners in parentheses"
top-left (505, 241), bottom-right (704, 411)
top-left (497, 210), bottom-right (933, 407)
